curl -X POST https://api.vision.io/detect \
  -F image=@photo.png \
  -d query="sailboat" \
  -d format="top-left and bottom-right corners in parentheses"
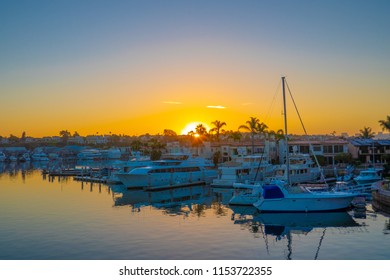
top-left (253, 77), bottom-right (356, 212)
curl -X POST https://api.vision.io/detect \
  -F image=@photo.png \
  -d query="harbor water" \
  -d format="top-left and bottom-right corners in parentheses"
top-left (1, 162), bottom-right (389, 260)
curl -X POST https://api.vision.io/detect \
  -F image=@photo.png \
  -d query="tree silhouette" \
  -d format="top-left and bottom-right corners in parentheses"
top-left (210, 120), bottom-right (227, 142)
top-left (225, 130), bottom-right (242, 142)
top-left (359, 126), bottom-right (375, 139)
top-left (195, 124), bottom-right (208, 137)
top-left (163, 129), bottom-right (177, 137)
top-left (21, 131), bottom-right (26, 142)
top-left (239, 117), bottom-right (267, 154)
top-left (379, 115), bottom-right (390, 132)
top-left (59, 130), bottom-right (71, 145)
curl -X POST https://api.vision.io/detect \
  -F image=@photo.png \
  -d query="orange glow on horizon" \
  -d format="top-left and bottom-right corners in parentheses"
top-left (180, 122), bottom-right (210, 135)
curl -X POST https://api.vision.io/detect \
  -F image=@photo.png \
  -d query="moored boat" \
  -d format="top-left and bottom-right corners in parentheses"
top-left (116, 153), bottom-right (217, 190)
top-left (253, 77), bottom-right (356, 213)
top-left (354, 167), bottom-right (383, 185)
top-left (211, 154), bottom-right (274, 188)
top-left (31, 151), bottom-right (49, 161)
top-left (253, 179), bottom-right (355, 212)
top-left (77, 149), bottom-right (103, 161)
top-left (272, 153), bottom-right (321, 184)
top-left (229, 183), bottom-right (263, 206)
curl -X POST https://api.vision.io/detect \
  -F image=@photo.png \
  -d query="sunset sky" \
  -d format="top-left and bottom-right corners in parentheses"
top-left (1, 0), bottom-right (389, 137)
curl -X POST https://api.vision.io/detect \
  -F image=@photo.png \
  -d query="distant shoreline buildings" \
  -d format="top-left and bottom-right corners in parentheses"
top-left (1, 132), bottom-right (390, 167)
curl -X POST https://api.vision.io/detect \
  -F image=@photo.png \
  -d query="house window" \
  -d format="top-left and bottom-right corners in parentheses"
top-left (324, 145), bottom-right (333, 153)
top-left (313, 145), bottom-right (322, 152)
top-left (333, 145), bottom-right (343, 153)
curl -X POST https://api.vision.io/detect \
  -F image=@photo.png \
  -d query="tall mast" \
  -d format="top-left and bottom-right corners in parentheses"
top-left (282, 76), bottom-right (290, 185)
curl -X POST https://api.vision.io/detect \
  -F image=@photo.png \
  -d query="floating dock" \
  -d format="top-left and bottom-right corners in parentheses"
top-left (74, 176), bottom-right (108, 183)
top-left (143, 181), bottom-right (206, 191)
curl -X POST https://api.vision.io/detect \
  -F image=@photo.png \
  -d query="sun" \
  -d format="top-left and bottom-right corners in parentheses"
top-left (180, 122), bottom-right (210, 135)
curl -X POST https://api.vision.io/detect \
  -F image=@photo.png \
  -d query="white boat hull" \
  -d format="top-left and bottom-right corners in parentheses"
top-left (117, 170), bottom-right (217, 189)
top-left (229, 193), bottom-right (261, 205)
top-left (229, 183), bottom-right (263, 205)
top-left (253, 192), bottom-right (355, 212)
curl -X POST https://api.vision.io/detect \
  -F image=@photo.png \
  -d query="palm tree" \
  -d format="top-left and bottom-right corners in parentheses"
top-left (256, 122), bottom-right (269, 138)
top-left (210, 120), bottom-right (227, 142)
top-left (195, 124), bottom-right (208, 138)
top-left (227, 130), bottom-right (242, 142)
top-left (239, 117), bottom-right (261, 154)
top-left (268, 129), bottom-right (285, 141)
top-left (359, 126), bottom-right (375, 139)
top-left (21, 131), bottom-right (26, 142)
top-left (379, 115), bottom-right (390, 132)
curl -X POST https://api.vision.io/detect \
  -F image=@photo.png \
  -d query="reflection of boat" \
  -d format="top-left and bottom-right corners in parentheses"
top-left (254, 77), bottom-right (355, 212)
top-left (233, 210), bottom-right (359, 260)
top-left (112, 185), bottom-right (211, 212)
top-left (257, 212), bottom-right (358, 260)
top-left (255, 211), bottom-right (359, 229)
top-left (8, 155), bottom-right (17, 162)
top-left (116, 154), bottom-right (217, 190)
top-left (0, 152), bottom-right (6, 162)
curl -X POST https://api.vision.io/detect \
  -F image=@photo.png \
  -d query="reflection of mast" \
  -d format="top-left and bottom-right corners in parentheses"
top-left (286, 231), bottom-right (292, 260)
top-left (314, 228), bottom-right (326, 260)
top-left (259, 223), bottom-right (270, 255)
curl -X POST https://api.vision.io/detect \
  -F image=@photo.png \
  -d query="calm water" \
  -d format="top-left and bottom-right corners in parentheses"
top-left (1, 162), bottom-right (389, 260)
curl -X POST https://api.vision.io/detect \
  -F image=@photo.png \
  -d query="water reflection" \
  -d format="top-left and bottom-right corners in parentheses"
top-left (1, 165), bottom-right (390, 260)
top-left (230, 207), bottom-right (363, 259)
top-left (0, 161), bottom-right (36, 181)
top-left (384, 219), bottom-right (390, 235)
top-left (111, 184), bottom-right (238, 221)
top-left (112, 185), bottom-right (211, 213)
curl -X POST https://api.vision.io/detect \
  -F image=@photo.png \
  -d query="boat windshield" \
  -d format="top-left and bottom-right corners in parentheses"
top-left (152, 161), bottom-right (182, 166)
top-left (161, 154), bottom-right (189, 161)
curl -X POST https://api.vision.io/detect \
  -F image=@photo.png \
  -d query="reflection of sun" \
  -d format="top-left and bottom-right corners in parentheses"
top-left (180, 122), bottom-right (209, 135)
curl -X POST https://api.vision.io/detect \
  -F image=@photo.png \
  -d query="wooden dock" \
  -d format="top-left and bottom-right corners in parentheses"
top-left (74, 176), bottom-right (108, 183)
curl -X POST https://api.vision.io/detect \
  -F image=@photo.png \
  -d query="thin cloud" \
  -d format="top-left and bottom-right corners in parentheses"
top-left (163, 101), bottom-right (182, 105)
top-left (206, 105), bottom-right (226, 109)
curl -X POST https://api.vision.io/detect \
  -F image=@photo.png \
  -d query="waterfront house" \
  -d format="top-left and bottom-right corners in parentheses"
top-left (348, 138), bottom-right (390, 165)
top-left (280, 136), bottom-right (349, 165)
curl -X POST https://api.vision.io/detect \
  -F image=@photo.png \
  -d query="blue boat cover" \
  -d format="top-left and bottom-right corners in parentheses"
top-left (263, 185), bottom-right (285, 199)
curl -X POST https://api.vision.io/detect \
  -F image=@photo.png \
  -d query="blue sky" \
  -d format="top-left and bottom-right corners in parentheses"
top-left (1, 0), bottom-right (389, 136)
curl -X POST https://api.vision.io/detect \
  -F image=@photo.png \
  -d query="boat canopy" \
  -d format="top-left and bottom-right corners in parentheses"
top-left (263, 185), bottom-right (285, 199)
